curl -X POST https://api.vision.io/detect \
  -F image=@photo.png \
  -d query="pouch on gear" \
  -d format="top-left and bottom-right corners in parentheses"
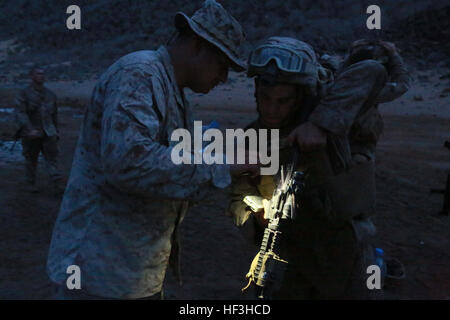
top-left (307, 149), bottom-right (376, 221)
top-left (325, 159), bottom-right (376, 220)
top-left (352, 107), bottom-right (384, 145)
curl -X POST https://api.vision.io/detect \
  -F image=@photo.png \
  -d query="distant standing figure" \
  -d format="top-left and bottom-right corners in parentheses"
top-left (14, 68), bottom-right (63, 194)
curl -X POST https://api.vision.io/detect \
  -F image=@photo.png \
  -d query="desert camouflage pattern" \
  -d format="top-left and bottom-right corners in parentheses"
top-left (343, 38), bottom-right (410, 104)
top-left (308, 60), bottom-right (388, 171)
top-left (375, 53), bottom-right (410, 103)
top-left (47, 46), bottom-right (230, 299)
top-left (332, 39), bottom-right (411, 161)
top-left (175, 0), bottom-right (245, 71)
top-left (229, 44), bottom-right (409, 298)
top-left (310, 51), bottom-right (410, 167)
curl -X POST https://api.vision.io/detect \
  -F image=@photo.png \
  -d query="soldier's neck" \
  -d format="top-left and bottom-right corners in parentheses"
top-left (168, 45), bottom-right (188, 91)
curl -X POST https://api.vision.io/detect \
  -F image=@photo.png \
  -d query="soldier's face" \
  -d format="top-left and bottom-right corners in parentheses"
top-left (190, 42), bottom-right (229, 93)
top-left (256, 83), bottom-right (298, 129)
top-left (31, 69), bottom-right (45, 85)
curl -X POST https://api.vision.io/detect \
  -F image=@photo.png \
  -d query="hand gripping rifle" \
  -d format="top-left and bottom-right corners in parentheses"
top-left (242, 149), bottom-right (305, 299)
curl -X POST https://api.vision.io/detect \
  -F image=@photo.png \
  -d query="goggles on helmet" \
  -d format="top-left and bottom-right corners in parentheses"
top-left (248, 45), bottom-right (316, 77)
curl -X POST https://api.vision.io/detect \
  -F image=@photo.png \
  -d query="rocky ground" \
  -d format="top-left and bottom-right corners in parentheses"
top-left (0, 68), bottom-right (449, 299)
top-left (0, 1), bottom-right (449, 83)
top-left (0, 0), bottom-right (449, 300)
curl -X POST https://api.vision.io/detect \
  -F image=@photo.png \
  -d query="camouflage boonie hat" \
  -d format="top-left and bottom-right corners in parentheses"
top-left (174, 0), bottom-right (246, 72)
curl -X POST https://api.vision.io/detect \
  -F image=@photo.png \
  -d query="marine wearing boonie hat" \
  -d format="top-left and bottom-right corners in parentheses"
top-left (174, 0), bottom-right (246, 71)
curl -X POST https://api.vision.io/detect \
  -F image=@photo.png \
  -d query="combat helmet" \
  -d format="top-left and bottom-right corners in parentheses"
top-left (247, 37), bottom-right (324, 96)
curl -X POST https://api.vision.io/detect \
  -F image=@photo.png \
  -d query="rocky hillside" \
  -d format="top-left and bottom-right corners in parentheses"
top-left (0, 0), bottom-right (448, 82)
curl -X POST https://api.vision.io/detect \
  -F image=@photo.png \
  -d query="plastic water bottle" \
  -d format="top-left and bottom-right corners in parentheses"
top-left (202, 120), bottom-right (220, 132)
top-left (374, 248), bottom-right (387, 288)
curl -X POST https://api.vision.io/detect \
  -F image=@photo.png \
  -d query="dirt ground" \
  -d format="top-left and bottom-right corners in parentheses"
top-left (0, 70), bottom-right (449, 300)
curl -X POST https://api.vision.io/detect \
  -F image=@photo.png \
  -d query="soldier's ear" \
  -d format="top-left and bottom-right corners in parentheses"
top-left (175, 28), bottom-right (198, 51)
top-left (190, 34), bottom-right (207, 54)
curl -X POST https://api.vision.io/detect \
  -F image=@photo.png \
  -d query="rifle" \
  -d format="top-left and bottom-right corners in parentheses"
top-left (242, 149), bottom-right (305, 299)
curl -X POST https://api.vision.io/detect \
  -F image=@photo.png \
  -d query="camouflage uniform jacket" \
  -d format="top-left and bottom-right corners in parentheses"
top-left (231, 59), bottom-right (398, 225)
top-left (335, 53), bottom-right (411, 161)
top-left (230, 60), bottom-right (394, 297)
top-left (47, 46), bottom-right (230, 299)
top-left (15, 84), bottom-right (58, 137)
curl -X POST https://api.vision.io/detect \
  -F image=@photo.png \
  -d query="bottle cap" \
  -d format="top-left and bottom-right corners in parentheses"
top-left (202, 120), bottom-right (220, 132)
top-left (375, 248), bottom-right (384, 256)
top-left (209, 120), bottom-right (220, 129)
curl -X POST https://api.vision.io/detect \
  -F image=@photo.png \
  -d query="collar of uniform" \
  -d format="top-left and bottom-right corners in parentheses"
top-left (157, 45), bottom-right (186, 109)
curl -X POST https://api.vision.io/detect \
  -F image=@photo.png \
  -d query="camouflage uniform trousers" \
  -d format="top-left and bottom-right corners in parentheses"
top-left (270, 191), bottom-right (382, 300)
top-left (273, 234), bottom-right (380, 300)
top-left (21, 135), bottom-right (62, 186)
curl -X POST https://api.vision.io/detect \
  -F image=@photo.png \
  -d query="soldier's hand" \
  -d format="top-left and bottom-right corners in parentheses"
top-left (349, 39), bottom-right (371, 51)
top-left (27, 129), bottom-right (42, 139)
top-left (228, 148), bottom-right (260, 176)
top-left (250, 198), bottom-right (270, 228)
top-left (288, 122), bottom-right (327, 152)
top-left (253, 199), bottom-right (270, 227)
top-left (378, 41), bottom-right (398, 57)
top-left (262, 198), bottom-right (271, 219)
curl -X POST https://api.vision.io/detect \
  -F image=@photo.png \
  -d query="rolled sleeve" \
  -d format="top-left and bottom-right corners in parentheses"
top-left (376, 54), bottom-right (411, 104)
